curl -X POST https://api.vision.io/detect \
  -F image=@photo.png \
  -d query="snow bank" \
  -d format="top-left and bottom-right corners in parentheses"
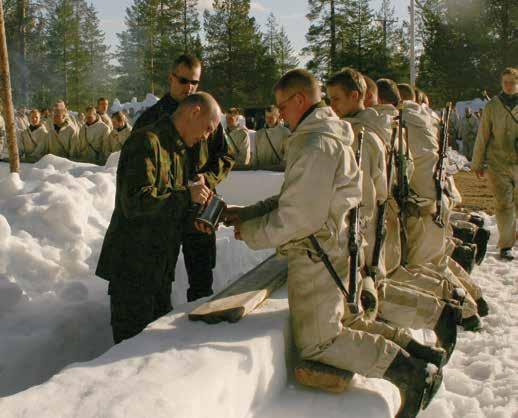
top-left (0, 158), bottom-right (272, 397)
top-left (1, 161), bottom-right (517, 418)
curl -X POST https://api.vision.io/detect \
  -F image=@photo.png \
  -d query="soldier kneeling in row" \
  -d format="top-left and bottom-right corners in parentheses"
top-left (224, 69), bottom-right (442, 418)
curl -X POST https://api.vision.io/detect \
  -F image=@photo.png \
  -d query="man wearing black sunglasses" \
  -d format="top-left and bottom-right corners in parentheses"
top-left (134, 54), bottom-right (235, 303)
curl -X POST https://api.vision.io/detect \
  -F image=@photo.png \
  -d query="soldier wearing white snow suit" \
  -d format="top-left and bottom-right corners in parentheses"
top-left (19, 109), bottom-right (48, 162)
top-left (472, 67), bottom-right (518, 261)
top-left (225, 108), bottom-right (251, 167)
top-left (253, 105), bottom-right (291, 168)
top-left (104, 111), bottom-right (132, 157)
top-left (327, 69), bottom-right (462, 358)
top-left (31, 101), bottom-right (78, 160)
top-left (75, 106), bottom-right (111, 165)
top-left (97, 97), bottom-right (113, 130)
top-left (226, 70), bottom-right (443, 418)
top-left (397, 84), bottom-right (486, 331)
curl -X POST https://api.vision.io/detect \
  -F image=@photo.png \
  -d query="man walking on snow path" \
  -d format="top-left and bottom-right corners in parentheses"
top-left (472, 67), bottom-right (518, 261)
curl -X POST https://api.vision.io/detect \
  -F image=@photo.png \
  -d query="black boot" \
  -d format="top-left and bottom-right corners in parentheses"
top-left (500, 248), bottom-right (514, 261)
top-left (452, 244), bottom-right (477, 274)
top-left (452, 225), bottom-right (476, 243)
top-left (462, 315), bottom-right (482, 331)
top-left (473, 228), bottom-right (490, 265)
top-left (434, 303), bottom-right (462, 360)
top-left (405, 340), bottom-right (447, 369)
top-left (468, 214), bottom-right (485, 228)
top-left (476, 297), bottom-right (489, 317)
top-left (383, 350), bottom-right (443, 417)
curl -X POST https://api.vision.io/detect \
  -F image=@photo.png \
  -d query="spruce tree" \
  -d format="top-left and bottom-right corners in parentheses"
top-left (203, 0), bottom-right (274, 108)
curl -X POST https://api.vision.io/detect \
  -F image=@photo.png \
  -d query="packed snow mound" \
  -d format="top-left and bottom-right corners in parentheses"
top-left (0, 288), bottom-right (401, 418)
top-left (0, 172), bottom-right (24, 199)
top-left (111, 93), bottom-right (160, 113)
top-left (0, 159), bottom-right (274, 397)
top-left (1, 161), bottom-right (518, 418)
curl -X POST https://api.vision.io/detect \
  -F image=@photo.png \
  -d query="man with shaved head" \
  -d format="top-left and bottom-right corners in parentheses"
top-left (97, 92), bottom-right (222, 344)
top-left (134, 54), bottom-right (234, 303)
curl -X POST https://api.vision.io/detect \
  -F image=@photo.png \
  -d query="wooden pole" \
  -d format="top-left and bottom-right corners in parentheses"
top-left (0, 0), bottom-right (20, 173)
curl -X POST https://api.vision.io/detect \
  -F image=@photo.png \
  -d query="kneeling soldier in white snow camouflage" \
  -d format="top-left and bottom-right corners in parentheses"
top-left (224, 69), bottom-right (443, 418)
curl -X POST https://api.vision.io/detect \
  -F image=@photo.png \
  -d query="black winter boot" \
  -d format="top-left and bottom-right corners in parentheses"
top-left (405, 340), bottom-right (447, 369)
top-left (468, 214), bottom-right (485, 228)
top-left (452, 244), bottom-right (477, 274)
top-left (476, 297), bottom-right (489, 317)
top-left (383, 350), bottom-right (443, 417)
top-left (452, 225), bottom-right (476, 243)
top-left (473, 228), bottom-right (490, 265)
top-left (462, 315), bottom-right (482, 331)
top-left (434, 303), bottom-right (462, 360)
top-left (500, 248), bottom-right (514, 261)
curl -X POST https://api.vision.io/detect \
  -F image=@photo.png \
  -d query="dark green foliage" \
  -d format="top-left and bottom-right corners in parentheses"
top-left (416, 0), bottom-right (517, 105)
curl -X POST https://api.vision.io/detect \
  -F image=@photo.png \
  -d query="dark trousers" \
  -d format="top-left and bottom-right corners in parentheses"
top-left (182, 229), bottom-right (216, 302)
top-left (110, 281), bottom-right (172, 344)
top-left (110, 245), bottom-right (181, 344)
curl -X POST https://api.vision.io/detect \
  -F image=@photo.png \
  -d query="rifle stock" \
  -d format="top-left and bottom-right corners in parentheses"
top-left (433, 102), bottom-right (452, 228)
top-left (347, 128), bottom-right (364, 313)
top-left (368, 124), bottom-right (398, 279)
top-left (394, 107), bottom-right (410, 266)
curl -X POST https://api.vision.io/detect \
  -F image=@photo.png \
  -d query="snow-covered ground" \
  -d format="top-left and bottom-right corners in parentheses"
top-left (0, 156), bottom-right (517, 418)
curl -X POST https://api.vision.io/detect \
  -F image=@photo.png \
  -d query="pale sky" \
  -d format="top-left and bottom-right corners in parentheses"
top-left (92, 0), bottom-right (409, 61)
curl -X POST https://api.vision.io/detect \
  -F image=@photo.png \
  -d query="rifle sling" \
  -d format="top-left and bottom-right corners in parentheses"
top-left (308, 234), bottom-right (350, 299)
top-left (225, 129), bottom-right (241, 156)
top-left (497, 96), bottom-right (518, 125)
top-left (263, 129), bottom-right (282, 163)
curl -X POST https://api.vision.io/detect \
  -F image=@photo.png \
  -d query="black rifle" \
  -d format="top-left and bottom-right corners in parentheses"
top-left (308, 129), bottom-right (364, 314)
top-left (347, 128), bottom-right (364, 313)
top-left (433, 102), bottom-right (452, 227)
top-left (394, 107), bottom-right (410, 266)
top-left (367, 123), bottom-right (398, 279)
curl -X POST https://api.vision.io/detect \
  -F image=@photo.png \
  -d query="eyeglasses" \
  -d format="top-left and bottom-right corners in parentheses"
top-left (172, 73), bottom-right (200, 86)
top-left (277, 92), bottom-right (300, 112)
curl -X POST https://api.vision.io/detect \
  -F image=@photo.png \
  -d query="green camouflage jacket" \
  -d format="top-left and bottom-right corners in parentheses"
top-left (133, 93), bottom-right (235, 189)
top-left (96, 116), bottom-right (193, 293)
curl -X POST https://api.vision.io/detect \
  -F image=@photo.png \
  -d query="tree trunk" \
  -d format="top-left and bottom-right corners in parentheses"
top-left (0, 0), bottom-right (20, 173)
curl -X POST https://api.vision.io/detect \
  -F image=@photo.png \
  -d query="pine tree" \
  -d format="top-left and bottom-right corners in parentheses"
top-left (80, 3), bottom-right (113, 105)
top-left (276, 26), bottom-right (299, 75)
top-left (46, 0), bottom-right (78, 102)
top-left (203, 0), bottom-right (274, 108)
top-left (303, 0), bottom-right (341, 77)
top-left (114, 0), bottom-right (202, 101)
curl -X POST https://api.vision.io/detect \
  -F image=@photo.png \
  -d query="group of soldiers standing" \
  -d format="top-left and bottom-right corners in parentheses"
top-left (0, 98), bottom-right (133, 165)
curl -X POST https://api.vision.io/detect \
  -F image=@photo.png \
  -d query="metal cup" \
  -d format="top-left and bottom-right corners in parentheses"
top-left (195, 195), bottom-right (226, 232)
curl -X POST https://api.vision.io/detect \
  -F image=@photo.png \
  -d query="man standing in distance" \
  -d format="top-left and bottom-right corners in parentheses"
top-left (133, 54), bottom-right (234, 302)
top-left (472, 67), bottom-right (518, 260)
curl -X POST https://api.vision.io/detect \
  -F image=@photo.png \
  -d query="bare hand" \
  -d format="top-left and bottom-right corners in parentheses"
top-left (475, 169), bottom-right (485, 179)
top-left (223, 205), bottom-right (244, 226)
top-left (194, 220), bottom-right (214, 235)
top-left (190, 183), bottom-right (212, 205)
